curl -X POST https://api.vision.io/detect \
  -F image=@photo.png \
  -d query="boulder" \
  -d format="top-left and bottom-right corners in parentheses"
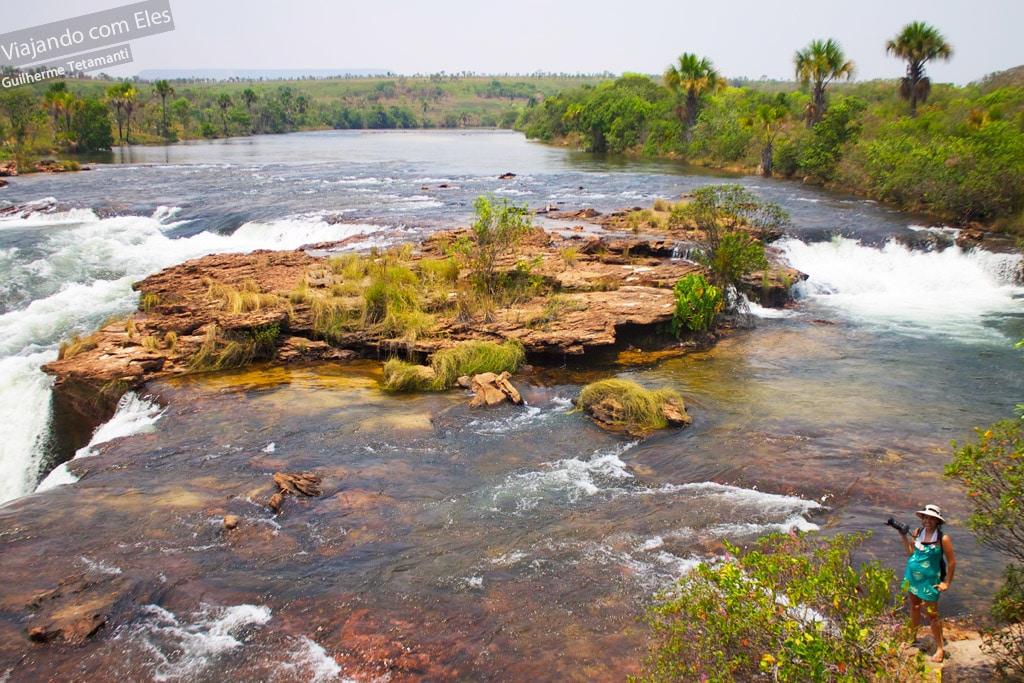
top-left (0, 161), bottom-right (16, 177)
top-left (469, 372), bottom-right (523, 408)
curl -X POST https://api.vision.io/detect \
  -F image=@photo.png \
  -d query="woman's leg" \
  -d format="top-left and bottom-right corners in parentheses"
top-left (923, 601), bottom-right (944, 662)
top-left (907, 594), bottom-right (923, 638)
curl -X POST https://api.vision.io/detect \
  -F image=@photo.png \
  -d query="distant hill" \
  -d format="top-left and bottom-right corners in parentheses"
top-left (134, 68), bottom-right (391, 81)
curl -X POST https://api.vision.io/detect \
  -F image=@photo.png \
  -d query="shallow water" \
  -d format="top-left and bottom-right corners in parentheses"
top-left (0, 130), bottom-right (1021, 680)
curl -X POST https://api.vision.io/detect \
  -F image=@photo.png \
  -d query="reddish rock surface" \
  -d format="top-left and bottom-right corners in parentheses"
top-left (41, 230), bottom-right (803, 440)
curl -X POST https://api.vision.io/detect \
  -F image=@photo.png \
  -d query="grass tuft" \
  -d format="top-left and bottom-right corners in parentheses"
top-left (381, 339), bottom-right (526, 392)
top-left (576, 378), bottom-right (686, 431)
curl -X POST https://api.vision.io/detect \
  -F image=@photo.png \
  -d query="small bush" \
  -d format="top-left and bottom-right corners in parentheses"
top-left (947, 404), bottom-right (1024, 675)
top-left (576, 378), bottom-right (685, 431)
top-left (653, 198), bottom-right (670, 212)
top-left (668, 201), bottom-right (692, 228)
top-left (163, 331), bottom-right (178, 352)
top-left (699, 230), bottom-right (769, 288)
top-left (188, 323), bottom-right (279, 373)
top-left (141, 335), bottom-right (159, 352)
top-left (206, 279), bottom-right (279, 314)
top-left (559, 246), bottom-right (579, 265)
top-left (671, 273), bottom-right (723, 335)
top-left (633, 532), bottom-right (921, 683)
top-left (418, 257), bottom-right (460, 285)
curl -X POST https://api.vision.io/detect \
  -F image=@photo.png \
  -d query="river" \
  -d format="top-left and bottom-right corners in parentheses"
top-left (0, 130), bottom-right (1021, 681)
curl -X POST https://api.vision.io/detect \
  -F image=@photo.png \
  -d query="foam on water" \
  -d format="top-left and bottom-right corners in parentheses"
top-left (116, 603), bottom-right (358, 683)
top-left (0, 206), bottom-right (388, 504)
top-left (779, 235), bottom-right (1024, 342)
top-left (127, 603), bottom-right (273, 682)
top-left (489, 442), bottom-right (638, 513)
top-left (35, 392), bottom-right (166, 493)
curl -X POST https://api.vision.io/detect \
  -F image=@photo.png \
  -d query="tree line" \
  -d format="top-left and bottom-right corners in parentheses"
top-left (516, 21), bottom-right (1024, 230)
top-left (0, 74), bottom-right (572, 160)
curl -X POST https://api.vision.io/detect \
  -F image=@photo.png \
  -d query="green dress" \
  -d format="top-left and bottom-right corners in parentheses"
top-left (903, 530), bottom-right (944, 602)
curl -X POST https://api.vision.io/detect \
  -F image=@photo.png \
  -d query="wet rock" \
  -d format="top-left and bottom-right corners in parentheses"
top-left (498, 172), bottom-right (516, 179)
top-left (549, 208), bottom-right (600, 221)
top-left (21, 572), bottom-right (163, 646)
top-left (273, 471), bottom-right (323, 497)
top-left (661, 401), bottom-right (692, 427)
top-left (0, 178), bottom-right (7, 188)
top-left (469, 372), bottom-right (523, 408)
top-left (269, 471), bottom-right (324, 514)
top-left (28, 614), bottom-right (106, 644)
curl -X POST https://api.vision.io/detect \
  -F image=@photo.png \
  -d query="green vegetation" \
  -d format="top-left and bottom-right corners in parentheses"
top-left (675, 185), bottom-right (782, 287)
top-left (886, 22), bottom-right (954, 118)
top-left (449, 195), bottom-right (533, 294)
top-left (382, 339), bottom-right (525, 392)
top-left (664, 54), bottom-right (725, 139)
top-left (634, 532), bottom-right (922, 683)
top-left (794, 39), bottom-right (855, 127)
top-left (0, 73), bottom-right (604, 162)
top-left (576, 379), bottom-right (686, 431)
top-left (946, 383), bottom-right (1024, 677)
top-left (671, 273), bottom-right (723, 335)
top-left (514, 36), bottom-right (1024, 230)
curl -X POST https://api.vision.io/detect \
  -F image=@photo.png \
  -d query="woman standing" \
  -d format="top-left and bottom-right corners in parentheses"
top-left (897, 503), bottom-right (956, 662)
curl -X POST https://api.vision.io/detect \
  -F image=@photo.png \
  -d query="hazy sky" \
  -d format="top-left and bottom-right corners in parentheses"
top-left (9, 0), bottom-right (1024, 84)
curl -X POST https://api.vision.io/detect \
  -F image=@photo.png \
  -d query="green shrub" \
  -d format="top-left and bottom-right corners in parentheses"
top-left (699, 230), bottom-right (769, 288)
top-left (633, 532), bottom-right (921, 683)
top-left (449, 195), bottom-right (532, 294)
top-left (671, 273), bottom-right (723, 335)
top-left (947, 401), bottom-right (1024, 676)
top-left (576, 378), bottom-right (685, 431)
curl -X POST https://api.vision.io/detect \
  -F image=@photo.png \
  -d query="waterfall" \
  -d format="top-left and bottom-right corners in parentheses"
top-left (777, 234), bottom-right (1024, 342)
top-left (0, 205), bottom-right (385, 504)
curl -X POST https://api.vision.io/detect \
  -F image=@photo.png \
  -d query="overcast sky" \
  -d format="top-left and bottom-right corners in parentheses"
top-left (9, 0), bottom-right (1024, 85)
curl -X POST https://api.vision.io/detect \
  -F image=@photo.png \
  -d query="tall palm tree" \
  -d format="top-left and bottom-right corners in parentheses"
top-left (241, 88), bottom-right (257, 115)
top-left (153, 80), bottom-right (174, 135)
top-left (58, 91), bottom-right (81, 136)
top-left (794, 39), bottom-right (855, 128)
top-left (43, 81), bottom-right (68, 134)
top-left (215, 93), bottom-right (233, 136)
top-left (663, 53), bottom-right (725, 140)
top-left (122, 85), bottom-right (138, 144)
top-left (886, 21), bottom-right (953, 117)
top-left (747, 104), bottom-right (787, 176)
top-left (105, 83), bottom-right (127, 142)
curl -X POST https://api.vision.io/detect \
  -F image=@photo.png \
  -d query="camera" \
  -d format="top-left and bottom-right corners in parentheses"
top-left (886, 517), bottom-right (910, 534)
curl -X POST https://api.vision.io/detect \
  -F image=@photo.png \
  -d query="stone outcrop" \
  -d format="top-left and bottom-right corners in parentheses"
top-left (41, 228), bottom-right (803, 443)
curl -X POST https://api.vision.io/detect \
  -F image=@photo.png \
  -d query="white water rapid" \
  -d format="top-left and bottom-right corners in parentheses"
top-left (0, 206), bottom-right (385, 503)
